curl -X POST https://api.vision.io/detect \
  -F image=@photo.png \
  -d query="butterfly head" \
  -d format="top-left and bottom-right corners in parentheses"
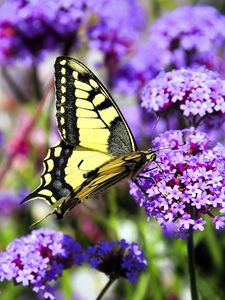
top-left (145, 151), bottom-right (157, 163)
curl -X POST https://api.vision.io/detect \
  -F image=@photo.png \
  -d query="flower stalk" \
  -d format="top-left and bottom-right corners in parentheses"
top-left (187, 208), bottom-right (199, 300)
top-left (96, 276), bottom-right (117, 300)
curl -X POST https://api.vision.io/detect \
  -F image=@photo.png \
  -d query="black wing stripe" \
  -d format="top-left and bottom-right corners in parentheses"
top-left (95, 98), bottom-right (112, 111)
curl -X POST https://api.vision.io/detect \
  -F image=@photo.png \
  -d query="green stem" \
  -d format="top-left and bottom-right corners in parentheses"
top-left (187, 226), bottom-right (199, 300)
top-left (95, 276), bottom-right (117, 300)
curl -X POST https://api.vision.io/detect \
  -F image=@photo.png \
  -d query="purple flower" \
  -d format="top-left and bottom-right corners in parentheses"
top-left (0, 189), bottom-right (28, 217)
top-left (113, 5), bottom-right (225, 95)
top-left (130, 129), bottom-right (225, 237)
top-left (88, 0), bottom-right (146, 68)
top-left (85, 240), bottom-right (147, 283)
top-left (147, 5), bottom-right (225, 72)
top-left (120, 105), bottom-right (166, 144)
top-left (112, 43), bottom-right (155, 95)
top-left (0, 229), bottom-right (85, 299)
top-left (0, 0), bottom-right (146, 65)
top-left (0, 0), bottom-right (89, 64)
top-left (141, 68), bottom-right (225, 127)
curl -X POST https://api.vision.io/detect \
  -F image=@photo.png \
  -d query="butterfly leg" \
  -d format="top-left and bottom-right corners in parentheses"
top-left (137, 175), bottom-right (155, 181)
top-left (131, 178), bottom-right (151, 200)
top-left (141, 161), bottom-right (164, 173)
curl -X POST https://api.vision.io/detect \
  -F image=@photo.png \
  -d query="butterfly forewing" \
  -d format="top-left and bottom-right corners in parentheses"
top-left (55, 57), bottom-right (137, 155)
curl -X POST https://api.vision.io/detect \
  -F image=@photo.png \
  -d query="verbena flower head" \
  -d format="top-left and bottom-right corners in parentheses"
top-left (86, 240), bottom-right (147, 283)
top-left (0, 0), bottom-right (89, 64)
top-left (147, 5), bottom-right (225, 72)
top-left (88, 0), bottom-right (146, 67)
top-left (0, 229), bottom-right (85, 299)
top-left (141, 68), bottom-right (225, 127)
top-left (130, 129), bottom-right (225, 237)
top-left (113, 5), bottom-right (225, 95)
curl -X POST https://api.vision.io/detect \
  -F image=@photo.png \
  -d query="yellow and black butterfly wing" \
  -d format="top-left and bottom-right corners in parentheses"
top-left (22, 56), bottom-right (139, 223)
top-left (54, 56), bottom-right (137, 155)
top-left (22, 140), bottom-right (115, 209)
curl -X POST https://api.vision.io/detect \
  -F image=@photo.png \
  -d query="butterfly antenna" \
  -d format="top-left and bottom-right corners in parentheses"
top-left (146, 112), bottom-right (160, 148)
top-left (156, 141), bottom-right (186, 153)
top-left (140, 161), bottom-right (165, 174)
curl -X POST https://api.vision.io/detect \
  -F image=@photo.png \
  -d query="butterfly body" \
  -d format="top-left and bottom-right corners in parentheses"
top-left (22, 57), bottom-right (157, 223)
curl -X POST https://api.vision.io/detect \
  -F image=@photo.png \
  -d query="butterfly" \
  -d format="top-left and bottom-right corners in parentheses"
top-left (22, 57), bottom-right (157, 226)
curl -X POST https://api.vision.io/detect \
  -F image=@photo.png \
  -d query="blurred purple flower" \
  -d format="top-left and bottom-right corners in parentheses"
top-left (130, 129), bottom-right (225, 237)
top-left (88, 0), bottom-right (146, 68)
top-left (112, 43), bottom-right (155, 95)
top-left (0, 130), bottom-right (4, 148)
top-left (0, 0), bottom-right (146, 66)
top-left (0, 189), bottom-right (28, 217)
top-left (0, 0), bottom-right (89, 64)
top-left (86, 239), bottom-right (147, 283)
top-left (53, 291), bottom-right (84, 300)
top-left (121, 104), bottom-right (171, 144)
top-left (141, 68), bottom-right (225, 127)
top-left (147, 5), bottom-right (225, 72)
top-left (0, 229), bottom-right (85, 299)
top-left (113, 5), bottom-right (225, 95)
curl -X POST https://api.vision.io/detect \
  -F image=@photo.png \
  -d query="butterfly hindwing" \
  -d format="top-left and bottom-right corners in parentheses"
top-left (55, 57), bottom-right (137, 155)
top-left (53, 151), bottom-right (157, 218)
top-left (22, 140), bottom-right (115, 206)
top-left (22, 141), bottom-right (74, 205)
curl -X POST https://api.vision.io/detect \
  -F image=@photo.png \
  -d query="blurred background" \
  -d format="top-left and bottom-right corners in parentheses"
top-left (0, 0), bottom-right (225, 299)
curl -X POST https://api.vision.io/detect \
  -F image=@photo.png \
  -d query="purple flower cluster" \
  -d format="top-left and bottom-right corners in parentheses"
top-left (113, 5), bottom-right (225, 95)
top-left (0, 0), bottom-right (146, 65)
top-left (141, 68), bottom-right (225, 127)
top-left (0, 0), bottom-right (89, 64)
top-left (88, 0), bottom-right (146, 67)
top-left (0, 230), bottom-right (147, 298)
top-left (147, 5), bottom-right (225, 72)
top-left (130, 129), bottom-right (225, 236)
top-left (86, 239), bottom-right (147, 283)
top-left (0, 229), bottom-right (85, 299)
